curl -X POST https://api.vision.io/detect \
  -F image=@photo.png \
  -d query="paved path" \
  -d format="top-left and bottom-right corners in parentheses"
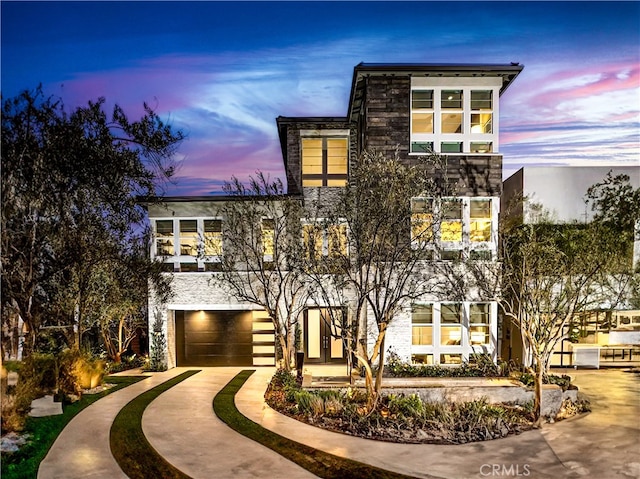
top-left (38, 367), bottom-right (640, 479)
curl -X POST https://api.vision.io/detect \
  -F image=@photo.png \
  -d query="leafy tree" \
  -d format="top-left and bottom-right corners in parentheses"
top-left (212, 173), bottom-right (309, 370)
top-left (1, 87), bottom-right (183, 355)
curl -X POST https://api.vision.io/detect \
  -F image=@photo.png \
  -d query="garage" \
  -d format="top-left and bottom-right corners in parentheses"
top-left (175, 310), bottom-right (254, 366)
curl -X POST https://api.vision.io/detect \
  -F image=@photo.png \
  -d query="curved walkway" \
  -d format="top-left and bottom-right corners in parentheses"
top-left (39, 367), bottom-right (640, 479)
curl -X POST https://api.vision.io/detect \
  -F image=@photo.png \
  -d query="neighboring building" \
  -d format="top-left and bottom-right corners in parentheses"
top-left (146, 62), bottom-right (524, 369)
top-left (501, 165), bottom-right (640, 367)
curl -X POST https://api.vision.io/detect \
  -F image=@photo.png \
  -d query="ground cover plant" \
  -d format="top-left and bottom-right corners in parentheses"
top-left (1, 375), bottom-right (146, 479)
top-left (214, 370), bottom-right (423, 479)
top-left (265, 368), bottom-right (534, 444)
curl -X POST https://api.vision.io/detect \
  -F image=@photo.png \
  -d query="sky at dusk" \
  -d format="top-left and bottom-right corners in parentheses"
top-left (2, 1), bottom-right (639, 196)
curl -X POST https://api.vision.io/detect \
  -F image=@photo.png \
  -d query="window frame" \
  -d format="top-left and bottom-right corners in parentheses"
top-left (301, 136), bottom-right (349, 187)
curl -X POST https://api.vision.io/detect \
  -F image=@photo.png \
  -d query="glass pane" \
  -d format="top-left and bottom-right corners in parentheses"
top-left (471, 113), bottom-right (492, 134)
top-left (303, 225), bottom-right (322, 259)
top-left (307, 309), bottom-right (321, 359)
top-left (440, 249), bottom-right (461, 261)
top-left (441, 304), bottom-right (461, 323)
top-left (412, 305), bottom-right (433, 323)
top-left (411, 198), bottom-right (432, 214)
top-left (412, 354), bottom-right (434, 365)
top-left (442, 200), bottom-right (462, 219)
top-left (440, 354), bottom-right (462, 364)
top-left (327, 138), bottom-right (348, 174)
top-left (262, 219), bottom-right (275, 256)
top-left (470, 200), bottom-right (491, 219)
top-left (156, 220), bottom-right (173, 235)
top-left (412, 326), bottom-right (433, 345)
top-left (411, 142), bottom-right (434, 153)
top-left (303, 179), bottom-right (323, 187)
top-left (179, 262), bottom-right (198, 272)
top-left (470, 303), bottom-right (490, 323)
top-left (441, 326), bottom-right (462, 345)
top-left (204, 220), bottom-right (222, 256)
top-left (179, 220), bottom-right (198, 256)
top-left (412, 213), bottom-right (433, 242)
top-left (180, 220), bottom-right (197, 233)
top-left (411, 113), bottom-right (434, 133)
top-left (470, 250), bottom-right (492, 261)
top-left (471, 90), bottom-right (492, 110)
top-left (328, 224), bottom-right (347, 257)
top-left (470, 142), bottom-right (493, 153)
top-left (441, 142), bottom-right (462, 153)
top-left (302, 138), bottom-right (323, 175)
top-left (326, 179), bottom-right (348, 187)
top-left (470, 220), bottom-right (491, 242)
top-left (441, 90), bottom-right (463, 109)
top-left (470, 326), bottom-right (489, 345)
top-left (441, 113), bottom-right (463, 134)
top-left (204, 219), bottom-right (222, 232)
top-left (412, 90), bottom-right (433, 109)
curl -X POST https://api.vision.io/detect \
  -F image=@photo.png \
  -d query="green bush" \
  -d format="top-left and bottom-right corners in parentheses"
top-left (386, 393), bottom-right (424, 418)
top-left (385, 350), bottom-right (505, 378)
top-left (516, 372), bottom-right (573, 391)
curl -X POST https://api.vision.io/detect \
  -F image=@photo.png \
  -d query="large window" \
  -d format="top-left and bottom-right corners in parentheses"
top-left (303, 223), bottom-right (347, 259)
top-left (440, 304), bottom-right (462, 346)
top-left (303, 224), bottom-right (323, 259)
top-left (412, 305), bottom-right (433, 346)
top-left (470, 200), bottom-right (492, 242)
top-left (302, 137), bottom-right (348, 187)
top-left (469, 303), bottom-right (490, 345)
top-left (156, 220), bottom-right (174, 256)
top-left (410, 82), bottom-right (498, 154)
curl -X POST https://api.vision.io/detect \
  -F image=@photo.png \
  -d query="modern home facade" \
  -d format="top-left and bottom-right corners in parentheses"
top-left (501, 165), bottom-right (640, 367)
top-left (146, 63), bottom-right (524, 369)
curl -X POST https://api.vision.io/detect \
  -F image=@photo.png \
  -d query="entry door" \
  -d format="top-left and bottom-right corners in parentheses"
top-left (303, 308), bottom-right (346, 364)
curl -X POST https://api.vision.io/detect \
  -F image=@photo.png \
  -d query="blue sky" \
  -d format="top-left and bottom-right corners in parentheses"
top-left (2, 1), bottom-right (639, 195)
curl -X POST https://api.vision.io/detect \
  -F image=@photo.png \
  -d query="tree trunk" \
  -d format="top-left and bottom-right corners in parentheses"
top-left (374, 332), bottom-right (386, 395)
top-left (533, 354), bottom-right (544, 428)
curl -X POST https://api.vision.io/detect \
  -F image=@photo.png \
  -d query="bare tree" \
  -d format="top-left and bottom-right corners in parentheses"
top-left (212, 173), bottom-right (310, 370)
top-left (305, 150), bottom-right (456, 406)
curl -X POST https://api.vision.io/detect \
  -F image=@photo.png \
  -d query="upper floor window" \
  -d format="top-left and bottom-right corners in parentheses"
top-left (410, 82), bottom-right (498, 155)
top-left (156, 220), bottom-right (174, 256)
top-left (203, 219), bottom-right (222, 256)
top-left (440, 303), bottom-right (462, 346)
top-left (302, 137), bottom-right (348, 187)
top-left (303, 223), bottom-right (348, 259)
top-left (411, 198), bottom-right (433, 244)
top-left (441, 200), bottom-right (462, 242)
top-left (262, 218), bottom-right (275, 258)
top-left (179, 220), bottom-right (198, 256)
top-left (470, 303), bottom-right (490, 345)
top-left (470, 200), bottom-right (492, 242)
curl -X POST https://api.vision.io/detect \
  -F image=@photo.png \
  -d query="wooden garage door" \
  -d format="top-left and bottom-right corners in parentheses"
top-left (176, 310), bottom-right (253, 366)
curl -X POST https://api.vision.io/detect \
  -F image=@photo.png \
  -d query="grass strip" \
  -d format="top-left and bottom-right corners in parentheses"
top-left (110, 370), bottom-right (200, 479)
top-left (214, 370), bottom-right (429, 479)
top-left (1, 375), bottom-right (147, 479)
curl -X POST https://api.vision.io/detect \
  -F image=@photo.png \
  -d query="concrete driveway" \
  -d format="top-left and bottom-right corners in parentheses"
top-left (39, 367), bottom-right (640, 479)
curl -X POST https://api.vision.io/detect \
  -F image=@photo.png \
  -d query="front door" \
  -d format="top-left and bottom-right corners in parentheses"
top-left (303, 308), bottom-right (346, 364)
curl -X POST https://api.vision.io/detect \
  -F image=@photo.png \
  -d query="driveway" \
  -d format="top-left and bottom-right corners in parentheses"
top-left (39, 367), bottom-right (640, 479)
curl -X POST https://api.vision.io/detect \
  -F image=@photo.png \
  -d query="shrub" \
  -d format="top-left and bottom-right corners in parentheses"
top-left (57, 349), bottom-right (105, 395)
top-left (516, 372), bottom-right (573, 391)
top-left (386, 393), bottom-right (424, 418)
top-left (386, 350), bottom-right (506, 378)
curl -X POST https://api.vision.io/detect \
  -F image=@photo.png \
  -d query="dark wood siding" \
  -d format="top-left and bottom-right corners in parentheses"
top-left (176, 310), bottom-right (253, 366)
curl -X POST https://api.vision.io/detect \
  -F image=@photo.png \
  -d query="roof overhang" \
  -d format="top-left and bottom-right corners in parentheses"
top-left (347, 62), bottom-right (524, 120)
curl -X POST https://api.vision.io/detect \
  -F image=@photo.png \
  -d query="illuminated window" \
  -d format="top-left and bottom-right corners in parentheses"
top-left (440, 303), bottom-right (462, 346)
top-left (262, 219), bottom-right (275, 257)
top-left (302, 137), bottom-right (348, 187)
top-left (179, 220), bottom-right (198, 256)
top-left (328, 224), bottom-right (348, 258)
top-left (203, 219), bottom-right (222, 256)
top-left (470, 142), bottom-right (493, 153)
top-left (471, 114), bottom-right (492, 134)
top-left (470, 303), bottom-right (490, 345)
top-left (156, 220), bottom-right (174, 256)
top-left (441, 142), bottom-right (463, 153)
top-left (303, 223), bottom-right (347, 259)
top-left (441, 90), bottom-right (463, 109)
top-left (303, 224), bottom-right (323, 260)
top-left (440, 200), bottom-right (462, 242)
top-left (471, 90), bottom-right (492, 110)
top-left (411, 90), bottom-right (434, 135)
top-left (441, 113), bottom-right (463, 134)
top-left (411, 198), bottom-right (433, 243)
top-left (412, 305), bottom-right (433, 346)
top-left (470, 200), bottom-right (492, 242)
top-left (412, 354), bottom-right (434, 365)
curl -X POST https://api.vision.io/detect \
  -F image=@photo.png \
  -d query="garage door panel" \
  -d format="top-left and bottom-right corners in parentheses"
top-left (177, 310), bottom-right (254, 366)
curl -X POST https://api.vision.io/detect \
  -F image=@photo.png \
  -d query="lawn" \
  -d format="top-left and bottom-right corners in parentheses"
top-left (1, 375), bottom-right (147, 479)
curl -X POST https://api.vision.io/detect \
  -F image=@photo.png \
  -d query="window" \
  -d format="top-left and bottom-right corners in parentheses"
top-left (302, 137), bottom-right (348, 187)
top-left (470, 250), bottom-right (492, 261)
top-left (412, 305), bottom-right (433, 346)
top-left (412, 354), bottom-right (434, 365)
top-left (440, 304), bottom-right (462, 346)
top-left (156, 220), bottom-right (174, 256)
top-left (440, 200), bottom-right (462, 242)
top-left (179, 262), bottom-right (198, 273)
top-left (303, 223), bottom-right (347, 259)
top-left (470, 200), bottom-right (492, 242)
top-left (470, 303), bottom-right (490, 345)
top-left (203, 219), bottom-right (222, 256)
top-left (411, 198), bottom-right (433, 243)
top-left (440, 250), bottom-right (461, 261)
top-left (410, 82), bottom-right (498, 155)
top-left (262, 219), bottom-right (275, 257)
top-left (179, 220), bottom-right (198, 256)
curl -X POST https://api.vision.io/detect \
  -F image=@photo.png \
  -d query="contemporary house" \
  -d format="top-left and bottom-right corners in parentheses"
top-left (501, 165), bottom-right (640, 367)
top-left (146, 63), bottom-right (524, 369)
